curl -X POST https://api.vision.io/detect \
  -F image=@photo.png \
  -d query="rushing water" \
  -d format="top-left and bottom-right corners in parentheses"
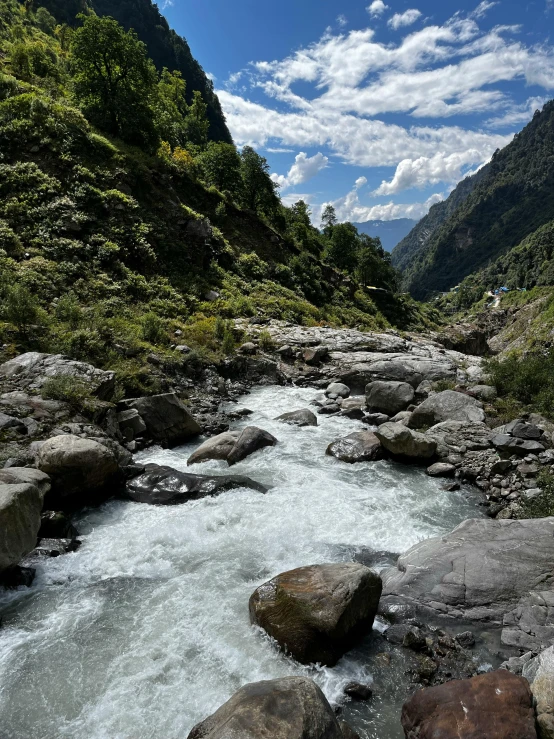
top-left (0, 385), bottom-right (485, 739)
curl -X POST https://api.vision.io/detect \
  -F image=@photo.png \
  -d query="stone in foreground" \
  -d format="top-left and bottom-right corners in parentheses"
top-left (365, 381), bottom-right (414, 416)
top-left (275, 409), bottom-right (318, 427)
top-left (401, 670), bottom-right (536, 739)
top-left (120, 393), bottom-right (201, 447)
top-left (37, 434), bottom-right (118, 505)
top-left (125, 463), bottom-right (267, 504)
top-left (409, 390), bottom-right (485, 429)
top-left (249, 563), bottom-right (382, 666)
top-left (326, 431), bottom-right (383, 463)
top-left (523, 646), bottom-right (554, 739)
top-left (187, 677), bottom-right (347, 739)
top-left (187, 427), bottom-right (277, 466)
top-left (187, 431), bottom-right (240, 465)
top-left (375, 423), bottom-right (436, 460)
top-left (0, 482), bottom-right (43, 573)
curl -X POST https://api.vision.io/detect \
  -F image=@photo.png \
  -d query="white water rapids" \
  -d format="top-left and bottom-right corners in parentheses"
top-left (0, 385), bottom-right (484, 739)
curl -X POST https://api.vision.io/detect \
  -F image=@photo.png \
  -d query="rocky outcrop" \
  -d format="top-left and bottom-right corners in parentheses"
top-left (523, 646), bottom-right (554, 738)
top-left (0, 474), bottom-right (46, 572)
top-left (36, 434), bottom-right (119, 505)
top-left (0, 352), bottom-right (115, 400)
top-left (187, 677), bottom-right (348, 739)
top-left (249, 563), bottom-right (382, 666)
top-left (124, 463), bottom-right (267, 504)
top-left (365, 380), bottom-right (414, 416)
top-left (409, 390), bottom-right (485, 429)
top-left (381, 518), bottom-right (554, 633)
top-left (275, 409), bottom-right (318, 427)
top-left (326, 431), bottom-right (383, 463)
top-left (120, 393), bottom-right (201, 447)
top-left (401, 670), bottom-right (536, 739)
top-left (375, 423), bottom-right (436, 460)
top-left (436, 324), bottom-right (490, 357)
top-left (492, 434), bottom-right (546, 457)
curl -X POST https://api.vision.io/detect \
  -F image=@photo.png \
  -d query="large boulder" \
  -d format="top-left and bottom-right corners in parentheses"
top-left (249, 563), bottom-right (382, 666)
top-left (187, 432), bottom-right (241, 465)
top-left (124, 463), bottom-right (267, 504)
top-left (0, 467), bottom-right (51, 497)
top-left (326, 382), bottom-right (350, 399)
top-left (425, 420), bottom-right (493, 459)
top-left (381, 518), bottom-right (554, 626)
top-left (0, 481), bottom-right (44, 572)
top-left (227, 426), bottom-right (278, 466)
top-left (523, 646), bottom-right (554, 738)
top-left (275, 409), bottom-right (318, 427)
top-left (365, 381), bottom-right (414, 416)
top-left (492, 434), bottom-right (546, 457)
top-left (409, 390), bottom-right (485, 429)
top-left (375, 423), bottom-right (436, 460)
top-left (326, 431), bottom-right (383, 463)
top-left (187, 677), bottom-right (347, 739)
top-left (120, 393), bottom-right (201, 447)
top-left (0, 352), bottom-right (115, 400)
top-left (401, 670), bottom-right (536, 739)
top-left (37, 434), bottom-right (119, 504)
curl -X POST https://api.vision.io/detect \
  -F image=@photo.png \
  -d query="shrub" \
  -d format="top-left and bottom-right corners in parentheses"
top-left (221, 329), bottom-right (235, 355)
top-left (517, 470), bottom-right (554, 519)
top-left (1, 284), bottom-right (44, 336)
top-left (141, 313), bottom-right (166, 344)
top-left (55, 293), bottom-right (83, 329)
top-left (258, 329), bottom-right (274, 351)
top-left (41, 374), bottom-right (93, 410)
top-left (486, 351), bottom-right (554, 419)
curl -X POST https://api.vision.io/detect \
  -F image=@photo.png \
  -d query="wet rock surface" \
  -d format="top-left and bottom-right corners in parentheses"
top-left (326, 431), bottom-right (383, 463)
top-left (375, 423), bottom-right (437, 460)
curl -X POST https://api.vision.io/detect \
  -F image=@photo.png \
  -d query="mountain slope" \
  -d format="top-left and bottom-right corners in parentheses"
top-left (352, 219), bottom-right (417, 252)
top-left (393, 101), bottom-right (554, 299)
top-left (39, 0), bottom-right (232, 143)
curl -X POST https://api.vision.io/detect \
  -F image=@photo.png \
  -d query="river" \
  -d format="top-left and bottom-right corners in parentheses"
top-left (0, 385), bottom-right (484, 738)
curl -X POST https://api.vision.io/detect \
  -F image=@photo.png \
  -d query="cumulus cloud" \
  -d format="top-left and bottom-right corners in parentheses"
top-left (388, 9), bottom-right (422, 30)
top-left (367, 0), bottom-right (389, 17)
top-left (485, 96), bottom-right (548, 128)
top-left (373, 150), bottom-right (484, 195)
top-left (271, 151), bottom-right (329, 190)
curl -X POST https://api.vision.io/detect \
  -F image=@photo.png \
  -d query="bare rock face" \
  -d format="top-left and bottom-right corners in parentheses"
top-left (120, 393), bottom-right (201, 448)
top-left (326, 431), bottom-right (383, 463)
top-left (37, 434), bottom-right (119, 505)
top-left (124, 463), bottom-right (267, 504)
top-left (0, 352), bottom-right (115, 400)
top-left (375, 423), bottom-right (436, 460)
top-left (187, 677), bottom-right (347, 739)
top-left (275, 409), bottom-right (318, 427)
top-left (401, 670), bottom-right (537, 739)
top-left (249, 563), bottom-right (382, 666)
top-left (365, 381), bottom-right (414, 416)
top-left (0, 481), bottom-right (44, 572)
top-left (409, 390), bottom-right (485, 429)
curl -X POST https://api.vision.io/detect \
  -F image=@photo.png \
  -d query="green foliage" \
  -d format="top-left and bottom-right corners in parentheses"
top-left (184, 90), bottom-right (209, 148)
top-left (71, 15), bottom-right (159, 148)
top-left (197, 141), bottom-right (242, 194)
top-left (35, 7), bottom-right (57, 35)
top-left (517, 470), bottom-right (554, 519)
top-left (1, 283), bottom-right (44, 337)
top-left (41, 373), bottom-right (93, 410)
top-left (486, 350), bottom-right (554, 419)
top-left (141, 312), bottom-right (166, 344)
top-left (258, 329), bottom-right (274, 351)
top-left (239, 146), bottom-right (280, 218)
top-left (153, 68), bottom-right (188, 147)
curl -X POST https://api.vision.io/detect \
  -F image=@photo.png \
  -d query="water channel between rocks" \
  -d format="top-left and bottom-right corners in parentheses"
top-left (0, 385), bottom-right (486, 739)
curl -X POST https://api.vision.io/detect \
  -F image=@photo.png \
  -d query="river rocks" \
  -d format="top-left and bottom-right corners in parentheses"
top-left (401, 670), bottom-right (536, 739)
top-left (326, 431), bottom-right (383, 463)
top-left (275, 409), bottom-right (318, 427)
top-left (426, 462), bottom-right (456, 477)
top-left (120, 393), bottom-right (201, 447)
top-left (36, 434), bottom-right (119, 505)
top-left (492, 434), bottom-right (546, 456)
top-left (249, 563), bottom-right (382, 666)
top-left (375, 423), bottom-right (436, 460)
top-left (186, 677), bottom-right (347, 739)
top-left (326, 382), bottom-right (350, 399)
top-left (303, 346), bottom-right (328, 366)
top-left (425, 420), bottom-right (493, 459)
top-left (381, 518), bottom-right (554, 625)
top-left (0, 467), bottom-right (51, 496)
top-left (469, 384), bottom-right (497, 401)
top-left (228, 426), bottom-right (278, 465)
top-left (39, 510), bottom-right (79, 540)
top-left (0, 481), bottom-right (43, 573)
top-left (436, 325), bottom-right (490, 357)
top-left (409, 391), bottom-right (485, 429)
top-left (343, 682), bottom-right (372, 701)
top-left (117, 408), bottom-right (147, 442)
top-left (523, 646), bottom-right (554, 738)
top-left (187, 432), bottom-right (241, 465)
top-left (365, 381), bottom-right (414, 416)
top-left (0, 352), bottom-right (115, 400)
top-left (124, 463), bottom-right (267, 504)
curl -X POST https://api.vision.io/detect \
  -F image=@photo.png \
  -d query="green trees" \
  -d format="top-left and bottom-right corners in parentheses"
top-left (71, 15), bottom-right (158, 147)
top-left (197, 141), bottom-right (242, 193)
top-left (239, 146), bottom-right (280, 217)
top-left (321, 204), bottom-right (337, 235)
top-left (325, 222), bottom-right (360, 273)
top-left (153, 68), bottom-right (188, 148)
top-left (184, 90), bottom-right (209, 148)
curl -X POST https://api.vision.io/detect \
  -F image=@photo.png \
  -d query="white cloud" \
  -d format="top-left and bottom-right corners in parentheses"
top-left (388, 9), bottom-right (422, 30)
top-left (266, 147), bottom-right (295, 154)
top-left (367, 0), bottom-right (389, 17)
top-left (373, 150), bottom-right (484, 195)
top-left (485, 96), bottom-right (548, 128)
top-left (337, 14), bottom-right (347, 27)
top-left (471, 1), bottom-right (498, 18)
top-left (355, 176), bottom-right (368, 189)
top-left (271, 151), bottom-right (329, 190)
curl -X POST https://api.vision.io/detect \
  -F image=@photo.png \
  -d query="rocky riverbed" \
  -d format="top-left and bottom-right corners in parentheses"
top-left (2, 321), bottom-right (554, 738)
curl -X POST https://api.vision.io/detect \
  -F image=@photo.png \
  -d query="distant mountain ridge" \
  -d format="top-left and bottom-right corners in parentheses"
top-left (352, 219), bottom-right (417, 253)
top-left (391, 101), bottom-right (554, 300)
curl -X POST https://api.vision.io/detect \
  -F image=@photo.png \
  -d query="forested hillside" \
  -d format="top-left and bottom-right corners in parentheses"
top-left (0, 0), bottom-right (432, 397)
top-left (393, 101), bottom-right (554, 299)
top-left (353, 219), bottom-right (416, 253)
top-left (38, 0), bottom-right (232, 143)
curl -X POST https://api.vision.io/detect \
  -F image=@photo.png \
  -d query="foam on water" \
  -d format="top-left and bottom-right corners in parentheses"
top-left (0, 385), bottom-right (483, 739)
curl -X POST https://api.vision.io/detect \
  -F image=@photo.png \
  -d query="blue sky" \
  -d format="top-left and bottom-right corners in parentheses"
top-left (161, 0), bottom-right (554, 224)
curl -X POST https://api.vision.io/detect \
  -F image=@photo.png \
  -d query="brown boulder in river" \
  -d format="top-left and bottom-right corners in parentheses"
top-left (249, 563), bottom-right (382, 666)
